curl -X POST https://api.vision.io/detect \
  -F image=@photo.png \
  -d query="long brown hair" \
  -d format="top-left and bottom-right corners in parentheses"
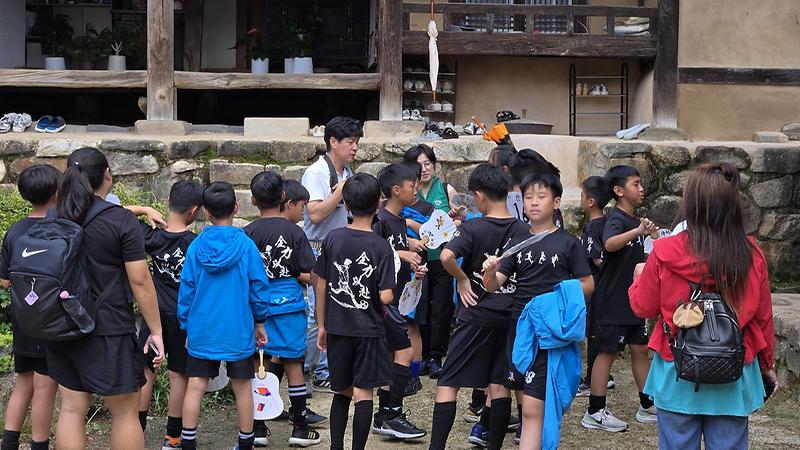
top-left (681, 163), bottom-right (753, 308)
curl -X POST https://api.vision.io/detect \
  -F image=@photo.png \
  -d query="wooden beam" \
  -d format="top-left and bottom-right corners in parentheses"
top-left (678, 67), bottom-right (800, 86)
top-left (183, 0), bottom-right (203, 72)
top-left (147, 0), bottom-right (176, 120)
top-left (402, 3), bottom-right (659, 18)
top-left (174, 72), bottom-right (381, 90)
top-left (378, 0), bottom-right (402, 120)
top-left (0, 69), bottom-right (147, 88)
top-left (652, 0), bottom-right (678, 128)
top-left (403, 32), bottom-right (656, 58)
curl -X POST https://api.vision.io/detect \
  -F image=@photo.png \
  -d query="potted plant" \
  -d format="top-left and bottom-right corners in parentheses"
top-left (286, 17), bottom-right (321, 74)
top-left (68, 25), bottom-right (104, 70)
top-left (98, 24), bottom-right (145, 70)
top-left (108, 41), bottom-right (126, 71)
top-left (232, 28), bottom-right (271, 74)
top-left (35, 13), bottom-right (73, 70)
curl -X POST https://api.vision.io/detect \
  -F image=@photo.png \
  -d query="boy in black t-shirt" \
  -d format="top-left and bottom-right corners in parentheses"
top-left (577, 176), bottom-right (613, 397)
top-left (313, 173), bottom-right (395, 450)
top-left (429, 164), bottom-right (529, 450)
top-left (245, 171), bottom-right (322, 447)
top-left (280, 179), bottom-right (310, 224)
top-left (371, 164), bottom-right (427, 439)
top-left (482, 172), bottom-right (593, 448)
top-left (581, 166), bottom-right (657, 433)
top-left (0, 165), bottom-right (60, 450)
top-left (134, 180), bottom-right (203, 449)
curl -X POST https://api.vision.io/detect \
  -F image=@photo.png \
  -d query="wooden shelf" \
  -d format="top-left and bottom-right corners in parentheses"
top-left (420, 110), bottom-right (454, 114)
top-left (403, 72), bottom-right (456, 76)
top-left (575, 112), bottom-right (627, 116)
top-left (404, 90), bottom-right (456, 95)
top-left (28, 2), bottom-right (112, 7)
top-left (575, 75), bottom-right (626, 80)
top-left (575, 94), bottom-right (627, 98)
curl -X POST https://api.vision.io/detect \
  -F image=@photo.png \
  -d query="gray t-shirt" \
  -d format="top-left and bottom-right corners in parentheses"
top-left (302, 155), bottom-right (351, 242)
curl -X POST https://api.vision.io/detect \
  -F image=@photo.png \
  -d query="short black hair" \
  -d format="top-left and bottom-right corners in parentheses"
top-left (168, 180), bottom-right (204, 214)
top-left (467, 163), bottom-right (509, 201)
top-left (521, 172), bottom-right (563, 199)
top-left (403, 144), bottom-right (437, 165)
top-left (490, 144), bottom-right (517, 168)
top-left (377, 163), bottom-right (416, 198)
top-left (250, 170), bottom-right (283, 210)
top-left (399, 160), bottom-right (422, 180)
top-left (508, 148), bottom-right (560, 186)
top-left (581, 176), bottom-right (611, 209)
top-left (342, 173), bottom-right (380, 217)
top-left (604, 165), bottom-right (641, 200)
top-left (280, 180), bottom-right (310, 212)
top-left (324, 116), bottom-right (363, 152)
top-left (17, 164), bottom-right (60, 206)
top-left (203, 181), bottom-right (237, 219)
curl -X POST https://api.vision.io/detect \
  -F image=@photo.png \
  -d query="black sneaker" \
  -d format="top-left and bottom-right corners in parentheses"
top-left (293, 407), bottom-right (328, 426)
top-left (418, 359), bottom-right (431, 376)
top-left (372, 410), bottom-right (384, 435)
top-left (311, 378), bottom-right (333, 393)
top-left (380, 413), bottom-right (427, 439)
top-left (507, 414), bottom-right (520, 431)
top-left (288, 426), bottom-right (321, 447)
top-left (463, 404), bottom-right (483, 423)
top-left (403, 376), bottom-right (422, 397)
top-left (253, 422), bottom-right (271, 447)
top-left (429, 359), bottom-right (443, 379)
top-left (269, 410), bottom-right (291, 422)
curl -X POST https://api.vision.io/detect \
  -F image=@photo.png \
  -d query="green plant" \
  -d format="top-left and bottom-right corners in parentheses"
top-left (0, 328), bottom-right (12, 374)
top-left (231, 28), bottom-right (271, 61)
top-left (34, 13), bottom-right (74, 57)
top-left (112, 183), bottom-right (167, 216)
top-left (69, 25), bottom-right (105, 65)
top-left (286, 17), bottom-right (322, 57)
top-left (96, 23), bottom-right (145, 61)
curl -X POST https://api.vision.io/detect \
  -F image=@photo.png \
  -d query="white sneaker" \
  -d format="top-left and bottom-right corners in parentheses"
top-left (636, 405), bottom-right (658, 424)
top-left (12, 113), bottom-right (32, 132)
top-left (581, 408), bottom-right (628, 432)
top-left (0, 113), bottom-right (14, 133)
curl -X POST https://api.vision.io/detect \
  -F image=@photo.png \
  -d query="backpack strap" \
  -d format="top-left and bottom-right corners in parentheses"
top-left (82, 199), bottom-right (118, 227)
top-left (323, 153), bottom-right (352, 189)
top-left (92, 269), bottom-right (125, 312)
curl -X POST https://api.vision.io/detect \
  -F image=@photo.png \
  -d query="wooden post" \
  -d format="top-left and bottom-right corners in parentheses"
top-left (183, 0), bottom-right (203, 72)
top-left (147, 0), bottom-right (176, 120)
top-left (378, 0), bottom-right (402, 121)
top-left (652, 0), bottom-right (678, 128)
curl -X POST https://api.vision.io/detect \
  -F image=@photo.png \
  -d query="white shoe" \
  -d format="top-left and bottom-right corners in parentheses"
top-left (12, 113), bottom-right (32, 132)
top-left (0, 113), bottom-right (14, 133)
top-left (581, 408), bottom-right (628, 432)
top-left (636, 405), bottom-right (658, 424)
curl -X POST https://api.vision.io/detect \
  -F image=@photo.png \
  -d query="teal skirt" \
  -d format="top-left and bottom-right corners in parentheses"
top-left (644, 353), bottom-right (765, 417)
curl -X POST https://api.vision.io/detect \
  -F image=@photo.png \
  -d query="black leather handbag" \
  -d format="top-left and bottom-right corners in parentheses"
top-left (665, 281), bottom-right (745, 392)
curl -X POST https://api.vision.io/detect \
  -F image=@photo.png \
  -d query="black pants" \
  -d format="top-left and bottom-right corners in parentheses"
top-left (423, 261), bottom-right (455, 360)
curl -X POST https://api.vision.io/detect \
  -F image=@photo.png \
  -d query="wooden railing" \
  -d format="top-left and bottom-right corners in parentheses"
top-left (401, 3), bottom-right (659, 58)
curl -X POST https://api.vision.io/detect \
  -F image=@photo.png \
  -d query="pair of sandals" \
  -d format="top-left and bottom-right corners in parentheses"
top-left (496, 110), bottom-right (521, 123)
top-left (0, 113), bottom-right (32, 133)
top-left (402, 109), bottom-right (424, 121)
top-left (410, 121), bottom-right (458, 143)
top-left (35, 116), bottom-right (67, 133)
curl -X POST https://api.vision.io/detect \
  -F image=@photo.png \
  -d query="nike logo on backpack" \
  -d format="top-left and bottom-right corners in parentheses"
top-left (21, 248), bottom-right (47, 258)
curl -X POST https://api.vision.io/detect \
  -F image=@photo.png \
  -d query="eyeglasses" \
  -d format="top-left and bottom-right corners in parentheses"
top-left (420, 161), bottom-right (433, 169)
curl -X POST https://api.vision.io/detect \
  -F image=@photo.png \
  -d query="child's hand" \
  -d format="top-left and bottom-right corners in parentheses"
top-left (638, 218), bottom-right (656, 236)
top-left (409, 238), bottom-right (427, 253)
top-left (399, 250), bottom-right (422, 266)
top-left (414, 264), bottom-right (428, 279)
top-left (457, 277), bottom-right (478, 308)
top-left (449, 206), bottom-right (467, 222)
top-left (143, 207), bottom-right (166, 229)
top-left (255, 323), bottom-right (268, 347)
top-left (482, 256), bottom-right (501, 275)
top-left (317, 327), bottom-right (328, 352)
top-left (144, 334), bottom-right (165, 369)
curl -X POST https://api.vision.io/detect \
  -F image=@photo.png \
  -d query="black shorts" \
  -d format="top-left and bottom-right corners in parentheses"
top-left (185, 356), bottom-right (254, 380)
top-left (505, 321), bottom-right (525, 390)
top-left (594, 322), bottom-right (648, 353)
top-left (521, 349), bottom-right (548, 400)
top-left (14, 354), bottom-right (49, 376)
top-left (437, 322), bottom-right (508, 389)
top-left (47, 334), bottom-right (146, 396)
top-left (327, 334), bottom-right (391, 392)
top-left (385, 305), bottom-right (412, 352)
top-left (138, 312), bottom-right (188, 374)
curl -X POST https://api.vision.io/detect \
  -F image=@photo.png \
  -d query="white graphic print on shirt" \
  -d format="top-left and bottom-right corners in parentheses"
top-left (153, 247), bottom-right (186, 283)
top-left (329, 251), bottom-right (375, 310)
top-left (261, 235), bottom-right (293, 279)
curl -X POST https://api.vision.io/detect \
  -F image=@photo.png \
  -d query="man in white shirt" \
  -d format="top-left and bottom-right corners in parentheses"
top-left (302, 116), bottom-right (362, 391)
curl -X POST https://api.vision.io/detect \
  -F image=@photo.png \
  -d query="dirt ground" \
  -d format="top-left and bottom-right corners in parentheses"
top-left (3, 357), bottom-right (800, 449)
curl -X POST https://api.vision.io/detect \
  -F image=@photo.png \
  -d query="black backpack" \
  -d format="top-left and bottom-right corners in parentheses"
top-left (665, 280), bottom-right (745, 391)
top-left (8, 201), bottom-right (122, 341)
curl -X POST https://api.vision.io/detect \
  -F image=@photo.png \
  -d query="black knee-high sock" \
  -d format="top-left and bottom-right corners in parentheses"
top-left (429, 401), bottom-right (457, 450)
top-left (352, 400), bottom-right (373, 450)
top-left (29, 440), bottom-right (49, 450)
top-left (478, 405), bottom-right (491, 428)
top-left (1, 430), bottom-right (21, 450)
top-left (237, 429), bottom-right (255, 450)
top-left (471, 389), bottom-right (487, 409)
top-left (588, 395), bottom-right (606, 415)
top-left (289, 384), bottom-right (308, 426)
top-left (586, 338), bottom-right (599, 383)
top-left (330, 394), bottom-right (351, 450)
top-left (639, 391), bottom-right (654, 409)
top-left (517, 402), bottom-right (522, 420)
top-left (166, 416), bottom-right (182, 439)
top-left (139, 410), bottom-right (148, 431)
top-left (267, 360), bottom-right (285, 381)
top-left (387, 362), bottom-right (410, 418)
top-left (378, 388), bottom-right (389, 413)
top-left (487, 397), bottom-right (512, 450)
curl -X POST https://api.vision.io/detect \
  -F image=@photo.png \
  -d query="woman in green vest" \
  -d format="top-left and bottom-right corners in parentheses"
top-left (403, 144), bottom-right (458, 379)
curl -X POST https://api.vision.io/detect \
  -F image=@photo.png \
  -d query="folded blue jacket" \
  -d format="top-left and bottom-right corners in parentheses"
top-left (513, 279), bottom-right (586, 450)
top-left (267, 277), bottom-right (306, 316)
top-left (401, 206), bottom-right (429, 239)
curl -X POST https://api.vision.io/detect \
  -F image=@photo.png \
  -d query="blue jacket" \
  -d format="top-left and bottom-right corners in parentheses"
top-left (513, 279), bottom-right (586, 450)
top-left (267, 277), bottom-right (306, 316)
top-left (178, 226), bottom-right (270, 361)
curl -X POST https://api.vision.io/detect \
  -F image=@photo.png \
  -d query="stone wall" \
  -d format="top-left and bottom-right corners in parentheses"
top-left (579, 140), bottom-right (800, 282)
top-left (0, 134), bottom-right (495, 217)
